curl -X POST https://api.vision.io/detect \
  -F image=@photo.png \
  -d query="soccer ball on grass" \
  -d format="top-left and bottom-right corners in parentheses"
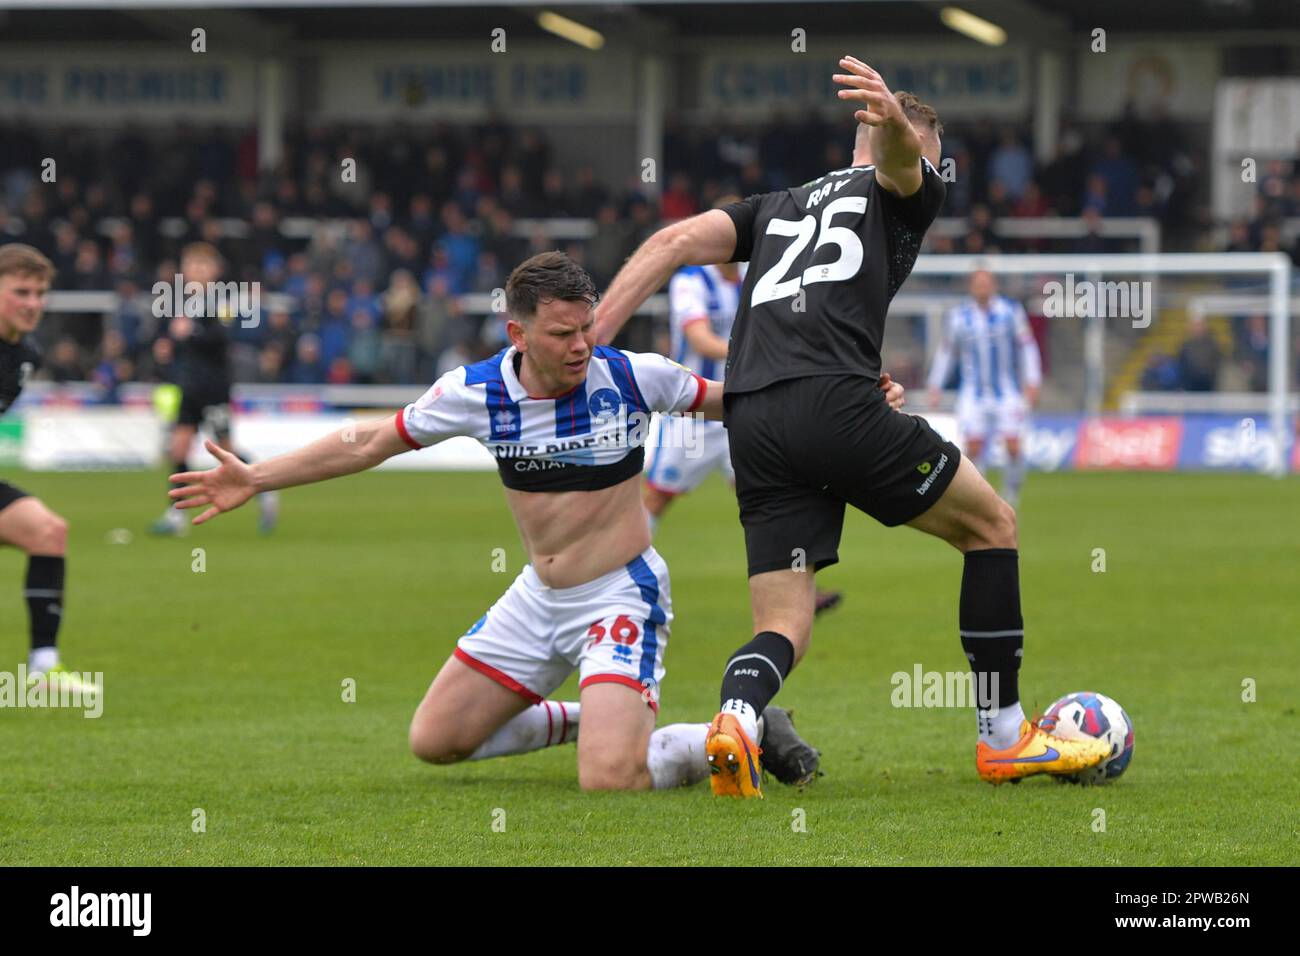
top-left (1039, 691), bottom-right (1134, 785)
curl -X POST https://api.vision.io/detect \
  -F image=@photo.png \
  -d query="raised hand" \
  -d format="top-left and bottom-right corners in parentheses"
top-left (833, 56), bottom-right (905, 129)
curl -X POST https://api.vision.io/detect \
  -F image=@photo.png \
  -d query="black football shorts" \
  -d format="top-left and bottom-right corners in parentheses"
top-left (725, 374), bottom-right (961, 576)
top-left (177, 381), bottom-right (233, 436)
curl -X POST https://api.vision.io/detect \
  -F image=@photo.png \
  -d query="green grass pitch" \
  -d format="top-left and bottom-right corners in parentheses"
top-left (1, 467), bottom-right (1297, 866)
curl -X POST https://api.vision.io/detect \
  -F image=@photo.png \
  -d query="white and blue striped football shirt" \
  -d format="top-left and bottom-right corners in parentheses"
top-left (927, 295), bottom-right (1042, 400)
top-left (667, 264), bottom-right (745, 381)
top-left (397, 345), bottom-right (706, 492)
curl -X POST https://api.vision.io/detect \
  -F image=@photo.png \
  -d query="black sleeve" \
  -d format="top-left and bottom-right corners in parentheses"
top-left (875, 157), bottom-right (946, 233)
top-left (720, 193), bottom-right (771, 263)
top-left (878, 158), bottom-right (946, 299)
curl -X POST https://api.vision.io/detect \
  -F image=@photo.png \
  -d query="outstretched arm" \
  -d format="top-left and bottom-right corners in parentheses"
top-left (169, 417), bottom-right (411, 525)
top-left (594, 209), bottom-right (738, 345)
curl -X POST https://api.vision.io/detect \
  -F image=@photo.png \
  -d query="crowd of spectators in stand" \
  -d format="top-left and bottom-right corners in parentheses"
top-left (1170, 153), bottom-right (1300, 395)
top-left (0, 113), bottom-right (1294, 393)
top-left (1139, 311), bottom-right (1294, 395)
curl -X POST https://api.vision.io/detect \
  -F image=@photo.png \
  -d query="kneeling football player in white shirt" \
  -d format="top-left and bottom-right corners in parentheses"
top-left (170, 253), bottom-right (904, 790)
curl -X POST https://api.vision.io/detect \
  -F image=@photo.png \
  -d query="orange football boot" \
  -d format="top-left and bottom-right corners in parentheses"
top-left (706, 712), bottom-right (764, 798)
top-left (977, 718), bottom-right (1111, 785)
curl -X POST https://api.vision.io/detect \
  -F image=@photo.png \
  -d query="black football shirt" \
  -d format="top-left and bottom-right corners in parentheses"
top-left (0, 334), bottom-right (41, 413)
top-left (174, 312), bottom-right (232, 391)
top-left (721, 158), bottom-right (946, 394)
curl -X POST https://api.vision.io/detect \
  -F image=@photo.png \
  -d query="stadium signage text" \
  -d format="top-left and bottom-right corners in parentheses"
top-left (701, 48), bottom-right (1029, 116)
top-left (1076, 419), bottom-right (1182, 470)
top-left (0, 66), bottom-right (228, 107)
top-left (710, 59), bottom-right (1020, 104)
top-left (376, 62), bottom-right (587, 107)
top-left (0, 49), bottom-right (256, 121)
top-left (318, 47), bottom-right (638, 118)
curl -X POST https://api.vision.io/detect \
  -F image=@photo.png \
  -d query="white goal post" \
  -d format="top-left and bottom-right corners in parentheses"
top-left (904, 252), bottom-right (1293, 475)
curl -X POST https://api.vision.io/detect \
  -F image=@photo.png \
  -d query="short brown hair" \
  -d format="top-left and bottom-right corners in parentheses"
top-left (895, 91), bottom-right (943, 137)
top-left (0, 243), bottom-right (55, 282)
top-left (506, 251), bottom-right (598, 321)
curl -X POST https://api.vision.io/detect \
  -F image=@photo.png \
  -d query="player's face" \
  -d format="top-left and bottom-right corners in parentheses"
top-left (181, 254), bottom-right (221, 285)
top-left (970, 270), bottom-right (996, 303)
top-left (514, 297), bottom-right (595, 392)
top-left (0, 272), bottom-right (50, 339)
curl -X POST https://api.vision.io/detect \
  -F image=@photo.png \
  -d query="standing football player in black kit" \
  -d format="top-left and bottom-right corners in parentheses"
top-left (0, 244), bottom-right (96, 691)
top-left (596, 57), bottom-right (1109, 796)
top-left (149, 242), bottom-right (279, 535)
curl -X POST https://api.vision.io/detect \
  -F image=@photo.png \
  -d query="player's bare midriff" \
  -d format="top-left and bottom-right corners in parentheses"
top-left (504, 474), bottom-right (649, 588)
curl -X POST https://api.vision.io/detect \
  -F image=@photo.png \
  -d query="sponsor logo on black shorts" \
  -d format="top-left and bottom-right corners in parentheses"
top-left (915, 453), bottom-right (948, 495)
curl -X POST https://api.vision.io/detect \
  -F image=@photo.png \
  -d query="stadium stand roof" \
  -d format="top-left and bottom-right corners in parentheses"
top-left (0, 1), bottom-right (1297, 43)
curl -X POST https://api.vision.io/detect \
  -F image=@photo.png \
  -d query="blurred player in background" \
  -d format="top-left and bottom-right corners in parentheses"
top-left (596, 59), bottom-right (1108, 797)
top-left (0, 245), bottom-right (95, 690)
top-left (168, 253), bottom-right (884, 790)
top-left (645, 198), bottom-right (844, 614)
top-left (149, 242), bottom-right (279, 536)
top-left (926, 269), bottom-right (1041, 508)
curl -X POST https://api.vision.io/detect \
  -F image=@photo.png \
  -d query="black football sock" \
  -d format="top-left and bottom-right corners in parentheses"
top-left (959, 548), bottom-right (1024, 740)
top-left (26, 555), bottom-right (66, 652)
top-left (169, 458), bottom-right (188, 495)
top-left (719, 631), bottom-right (795, 736)
top-left (167, 466), bottom-right (188, 516)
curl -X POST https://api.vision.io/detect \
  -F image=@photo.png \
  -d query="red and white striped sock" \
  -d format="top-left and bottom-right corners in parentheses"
top-left (467, 700), bottom-right (579, 761)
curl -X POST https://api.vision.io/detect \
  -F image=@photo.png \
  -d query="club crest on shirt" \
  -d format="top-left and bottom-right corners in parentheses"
top-left (588, 388), bottom-right (622, 421)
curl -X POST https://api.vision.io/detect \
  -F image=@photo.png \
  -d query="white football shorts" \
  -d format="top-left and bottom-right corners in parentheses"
top-left (956, 392), bottom-right (1029, 444)
top-left (455, 546), bottom-right (671, 711)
